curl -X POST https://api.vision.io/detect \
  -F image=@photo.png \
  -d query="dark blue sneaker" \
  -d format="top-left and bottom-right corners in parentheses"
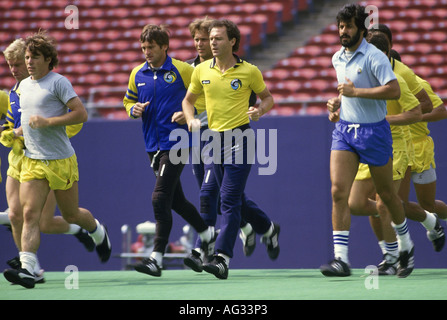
top-left (203, 255), bottom-right (228, 280)
top-left (184, 249), bottom-right (203, 273)
top-left (320, 258), bottom-right (351, 277)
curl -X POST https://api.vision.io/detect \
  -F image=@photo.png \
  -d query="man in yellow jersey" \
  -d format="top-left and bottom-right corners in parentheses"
top-left (365, 26), bottom-right (447, 254)
top-left (182, 19), bottom-right (275, 279)
top-left (391, 49), bottom-right (447, 249)
top-left (183, 17), bottom-right (280, 273)
top-left (123, 24), bottom-right (215, 278)
top-left (0, 90), bottom-right (7, 189)
top-left (369, 24), bottom-right (432, 115)
top-left (1, 38), bottom-right (94, 285)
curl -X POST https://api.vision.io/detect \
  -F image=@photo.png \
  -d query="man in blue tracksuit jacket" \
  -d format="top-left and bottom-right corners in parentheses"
top-left (123, 24), bottom-right (214, 278)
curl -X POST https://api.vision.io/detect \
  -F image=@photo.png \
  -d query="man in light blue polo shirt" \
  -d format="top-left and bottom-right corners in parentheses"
top-left (321, 3), bottom-right (415, 278)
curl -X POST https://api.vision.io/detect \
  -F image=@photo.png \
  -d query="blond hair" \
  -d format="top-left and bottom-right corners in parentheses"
top-left (188, 16), bottom-right (214, 37)
top-left (3, 38), bottom-right (26, 61)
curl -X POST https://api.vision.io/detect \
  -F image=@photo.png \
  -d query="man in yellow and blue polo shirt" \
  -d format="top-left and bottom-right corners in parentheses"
top-left (182, 19), bottom-right (275, 279)
top-left (124, 24), bottom-right (214, 278)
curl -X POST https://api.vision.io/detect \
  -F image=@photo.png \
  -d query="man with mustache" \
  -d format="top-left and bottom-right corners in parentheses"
top-left (321, 3), bottom-right (415, 278)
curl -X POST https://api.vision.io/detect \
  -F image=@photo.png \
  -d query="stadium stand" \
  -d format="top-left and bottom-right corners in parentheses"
top-left (0, 0), bottom-right (446, 118)
top-left (264, 0), bottom-right (447, 115)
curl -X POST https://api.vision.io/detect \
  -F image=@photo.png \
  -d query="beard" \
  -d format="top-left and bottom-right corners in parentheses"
top-left (340, 29), bottom-right (362, 48)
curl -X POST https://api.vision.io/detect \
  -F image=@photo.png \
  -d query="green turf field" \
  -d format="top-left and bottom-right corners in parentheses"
top-left (0, 268), bottom-right (446, 301)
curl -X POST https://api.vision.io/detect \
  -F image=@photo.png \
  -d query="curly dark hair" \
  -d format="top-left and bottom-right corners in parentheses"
top-left (336, 3), bottom-right (369, 38)
top-left (25, 30), bottom-right (59, 70)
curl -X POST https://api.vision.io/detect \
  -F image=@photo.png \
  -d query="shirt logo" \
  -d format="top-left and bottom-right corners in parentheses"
top-left (163, 71), bottom-right (177, 83)
top-left (202, 80), bottom-right (210, 84)
top-left (231, 79), bottom-right (242, 90)
top-left (137, 83), bottom-right (146, 87)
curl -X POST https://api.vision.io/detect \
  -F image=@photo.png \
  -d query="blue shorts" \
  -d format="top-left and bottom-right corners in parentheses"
top-left (331, 119), bottom-right (393, 167)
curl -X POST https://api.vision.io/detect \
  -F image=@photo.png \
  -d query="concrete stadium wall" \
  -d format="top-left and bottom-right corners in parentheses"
top-left (1, 115), bottom-right (446, 272)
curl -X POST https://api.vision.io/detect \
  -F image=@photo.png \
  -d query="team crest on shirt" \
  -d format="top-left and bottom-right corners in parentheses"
top-left (231, 79), bottom-right (242, 90)
top-left (163, 71), bottom-right (177, 83)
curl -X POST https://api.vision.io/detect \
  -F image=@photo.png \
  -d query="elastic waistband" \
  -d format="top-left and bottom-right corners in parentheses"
top-left (339, 119), bottom-right (388, 127)
top-left (217, 123), bottom-right (251, 133)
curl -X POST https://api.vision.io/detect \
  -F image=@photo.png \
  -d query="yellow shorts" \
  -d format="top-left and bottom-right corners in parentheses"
top-left (355, 150), bottom-right (408, 181)
top-left (6, 150), bottom-right (24, 181)
top-left (411, 136), bottom-right (436, 173)
top-left (406, 138), bottom-right (415, 167)
top-left (20, 154), bottom-right (79, 190)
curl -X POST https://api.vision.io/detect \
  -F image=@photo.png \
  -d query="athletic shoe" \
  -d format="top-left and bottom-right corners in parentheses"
top-left (397, 246), bottom-right (415, 278)
top-left (260, 223), bottom-right (280, 260)
top-left (134, 257), bottom-right (162, 277)
top-left (200, 228), bottom-right (219, 263)
top-left (75, 229), bottom-right (95, 252)
top-left (34, 269), bottom-right (45, 284)
top-left (320, 258), bottom-right (351, 277)
top-left (6, 257), bottom-right (45, 284)
top-left (95, 224), bottom-right (112, 263)
top-left (239, 229), bottom-right (256, 256)
top-left (427, 216), bottom-right (445, 252)
top-left (203, 255), bottom-right (228, 280)
top-left (3, 268), bottom-right (36, 289)
top-left (377, 253), bottom-right (398, 275)
top-left (183, 249), bottom-right (203, 273)
top-left (6, 256), bottom-right (21, 269)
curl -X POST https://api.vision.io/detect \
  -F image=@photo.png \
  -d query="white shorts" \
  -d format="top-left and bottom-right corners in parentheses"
top-left (411, 165), bottom-right (436, 184)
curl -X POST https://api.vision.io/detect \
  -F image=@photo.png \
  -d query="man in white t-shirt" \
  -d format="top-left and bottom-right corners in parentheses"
top-left (3, 31), bottom-right (112, 289)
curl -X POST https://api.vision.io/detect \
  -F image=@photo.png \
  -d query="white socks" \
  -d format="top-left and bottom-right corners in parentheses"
top-left (150, 251), bottom-right (163, 267)
top-left (65, 224), bottom-right (82, 235)
top-left (19, 252), bottom-right (38, 274)
top-left (421, 211), bottom-right (437, 230)
top-left (333, 231), bottom-right (349, 264)
top-left (393, 219), bottom-right (414, 252)
top-left (0, 211), bottom-right (10, 225)
top-left (240, 223), bottom-right (253, 238)
top-left (88, 219), bottom-right (105, 245)
top-left (199, 226), bottom-right (214, 243)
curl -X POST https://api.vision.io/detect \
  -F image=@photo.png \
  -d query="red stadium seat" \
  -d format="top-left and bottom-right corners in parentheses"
top-left (393, 32), bottom-right (421, 45)
top-left (307, 56), bottom-right (332, 69)
top-left (63, 63), bottom-right (93, 76)
top-left (398, 8), bottom-right (425, 20)
top-left (307, 33), bottom-right (339, 46)
top-left (290, 68), bottom-right (318, 80)
top-left (78, 73), bottom-right (105, 86)
top-left (417, 54), bottom-right (445, 67)
top-left (263, 68), bottom-right (292, 81)
top-left (276, 57), bottom-right (307, 69)
top-left (290, 45), bottom-right (324, 58)
top-left (420, 31), bottom-right (447, 44)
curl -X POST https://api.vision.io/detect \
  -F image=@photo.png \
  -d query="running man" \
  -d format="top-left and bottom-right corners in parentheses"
top-left (1, 38), bottom-right (95, 285)
top-left (321, 4), bottom-right (414, 278)
top-left (182, 19), bottom-right (276, 279)
top-left (183, 17), bottom-right (280, 273)
top-left (3, 31), bottom-right (111, 289)
top-left (123, 24), bottom-right (215, 278)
